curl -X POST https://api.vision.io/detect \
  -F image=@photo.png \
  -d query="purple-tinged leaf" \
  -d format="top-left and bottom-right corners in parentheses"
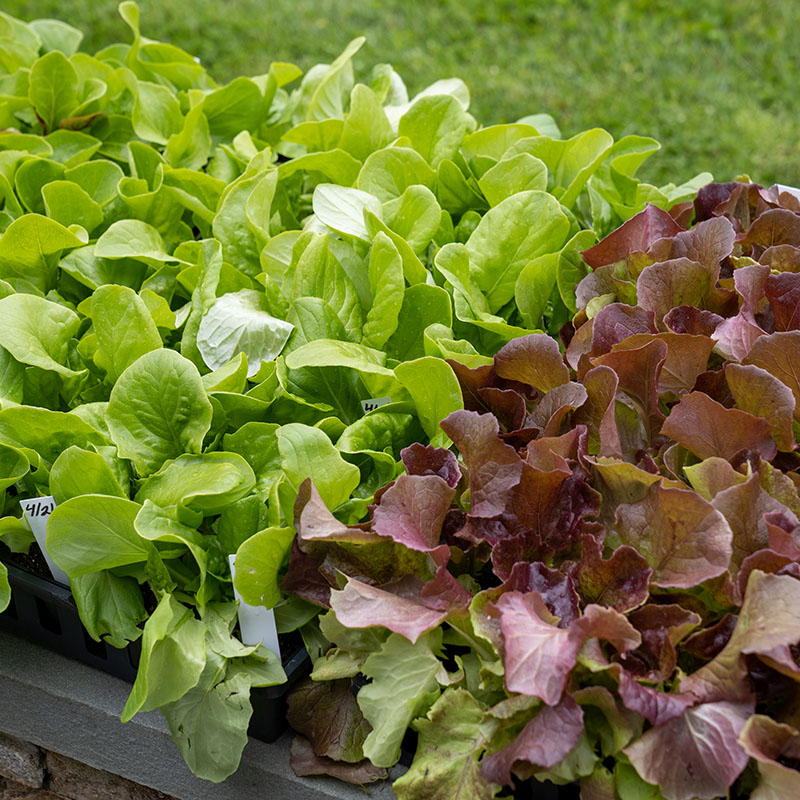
top-left (670, 200), bottom-right (695, 227)
top-left (576, 264), bottom-right (637, 310)
top-left (708, 182), bottom-right (777, 232)
top-left (700, 571), bottom-right (739, 613)
top-left (616, 668), bottom-right (698, 726)
top-left (661, 391), bottom-right (777, 462)
top-left (659, 441), bottom-right (690, 482)
top-left (481, 695), bottom-right (584, 787)
top-left (725, 363), bottom-right (796, 451)
top-left (761, 243), bottom-right (800, 273)
top-left (739, 714), bottom-right (800, 800)
top-left (711, 472), bottom-right (788, 575)
top-left (524, 426), bottom-right (584, 471)
top-left (712, 313), bottom-right (768, 363)
top-left (581, 204), bottom-right (684, 268)
top-left (712, 264), bottom-right (771, 361)
top-left (291, 490), bottom-right (441, 603)
top-left (765, 271), bottom-right (800, 331)
top-left (694, 182), bottom-right (742, 223)
top-left (683, 613), bottom-right (738, 661)
top-left (476, 387), bottom-right (527, 432)
top-left (565, 317), bottom-right (594, 374)
top-left (373, 474), bottom-right (456, 552)
top-left (442, 508), bottom-right (468, 550)
top-left (586, 456), bottom-right (662, 525)
top-left (629, 603), bottom-right (701, 645)
top-left (440, 410), bottom-right (522, 519)
top-left (737, 549), bottom-right (799, 601)
top-left (741, 207), bottom-right (800, 250)
top-left (745, 331), bottom-right (800, 420)
top-left (575, 533), bottom-right (651, 613)
top-left (499, 426), bottom-right (540, 450)
top-left (330, 577), bottom-right (447, 644)
top-left (759, 646), bottom-right (800, 683)
top-left (401, 443), bottom-right (462, 488)
top-left (765, 511), bottom-right (800, 560)
top-left (290, 735), bottom-right (388, 784)
top-left (575, 265), bottom-right (615, 306)
top-left (572, 365), bottom-right (622, 458)
top-left (777, 188), bottom-right (800, 212)
top-left (624, 701), bottom-right (752, 800)
top-left (493, 464), bottom-right (599, 578)
top-left (682, 571), bottom-right (800, 704)
top-left (619, 604), bottom-right (701, 682)
top-left (419, 564), bottom-right (473, 611)
top-left (666, 216), bottom-right (736, 275)
top-left (756, 461), bottom-right (800, 517)
top-left (493, 333), bottom-right (570, 393)
top-left (286, 677), bottom-right (371, 763)
top-left (613, 332), bottom-right (716, 397)
top-left (447, 361), bottom-right (496, 413)
top-left (504, 561), bottom-right (580, 626)
top-left (295, 480), bottom-right (383, 546)
top-left (589, 303), bottom-right (656, 356)
top-left (664, 305), bottom-right (724, 336)
top-left (738, 715), bottom-right (800, 800)
top-left (525, 381), bottom-right (587, 436)
top-left (614, 481), bottom-right (733, 588)
top-left (281, 539), bottom-right (336, 607)
top-left (636, 257), bottom-right (713, 328)
top-left (735, 262), bottom-right (771, 312)
top-left (591, 339), bottom-right (667, 444)
top-left (496, 591), bottom-right (640, 704)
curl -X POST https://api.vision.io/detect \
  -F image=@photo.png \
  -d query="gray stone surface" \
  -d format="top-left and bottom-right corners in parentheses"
top-left (0, 733), bottom-right (43, 788)
top-left (0, 776), bottom-right (41, 799)
top-left (46, 751), bottom-right (175, 800)
top-left (0, 631), bottom-right (397, 800)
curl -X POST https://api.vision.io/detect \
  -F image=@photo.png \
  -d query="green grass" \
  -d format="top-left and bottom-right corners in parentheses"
top-left (6, 0), bottom-right (800, 186)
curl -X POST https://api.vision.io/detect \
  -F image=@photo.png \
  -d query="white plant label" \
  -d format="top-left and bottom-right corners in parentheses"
top-left (776, 184), bottom-right (800, 202)
top-left (20, 496), bottom-right (70, 587)
top-left (228, 554), bottom-right (281, 660)
top-left (360, 396), bottom-right (392, 414)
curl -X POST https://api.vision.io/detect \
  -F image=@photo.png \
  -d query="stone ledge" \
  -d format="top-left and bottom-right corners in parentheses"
top-left (0, 631), bottom-right (397, 800)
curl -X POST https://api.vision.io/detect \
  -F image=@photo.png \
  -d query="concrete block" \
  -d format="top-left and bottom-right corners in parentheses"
top-left (0, 732), bottom-right (43, 788)
top-left (0, 776), bottom-right (40, 799)
top-left (46, 750), bottom-right (174, 800)
top-left (10, 793), bottom-right (60, 800)
top-left (0, 631), bottom-right (398, 800)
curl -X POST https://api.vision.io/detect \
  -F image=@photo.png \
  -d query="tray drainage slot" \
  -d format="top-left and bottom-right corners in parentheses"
top-left (35, 596), bottom-right (62, 635)
top-left (4, 593), bottom-right (17, 620)
top-left (82, 627), bottom-right (108, 659)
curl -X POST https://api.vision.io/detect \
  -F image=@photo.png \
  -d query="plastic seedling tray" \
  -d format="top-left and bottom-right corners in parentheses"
top-left (0, 562), bottom-right (310, 743)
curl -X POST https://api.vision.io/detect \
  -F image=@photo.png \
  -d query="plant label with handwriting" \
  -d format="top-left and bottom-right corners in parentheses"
top-left (20, 496), bottom-right (70, 586)
top-left (360, 396), bottom-right (392, 414)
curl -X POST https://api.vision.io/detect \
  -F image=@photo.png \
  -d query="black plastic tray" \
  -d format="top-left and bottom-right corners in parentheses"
top-left (0, 562), bottom-right (310, 743)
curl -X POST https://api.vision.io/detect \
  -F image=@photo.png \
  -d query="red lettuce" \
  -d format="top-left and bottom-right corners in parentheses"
top-left (282, 182), bottom-right (800, 800)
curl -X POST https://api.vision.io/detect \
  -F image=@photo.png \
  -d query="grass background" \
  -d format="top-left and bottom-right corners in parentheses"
top-left (6, 0), bottom-right (800, 187)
